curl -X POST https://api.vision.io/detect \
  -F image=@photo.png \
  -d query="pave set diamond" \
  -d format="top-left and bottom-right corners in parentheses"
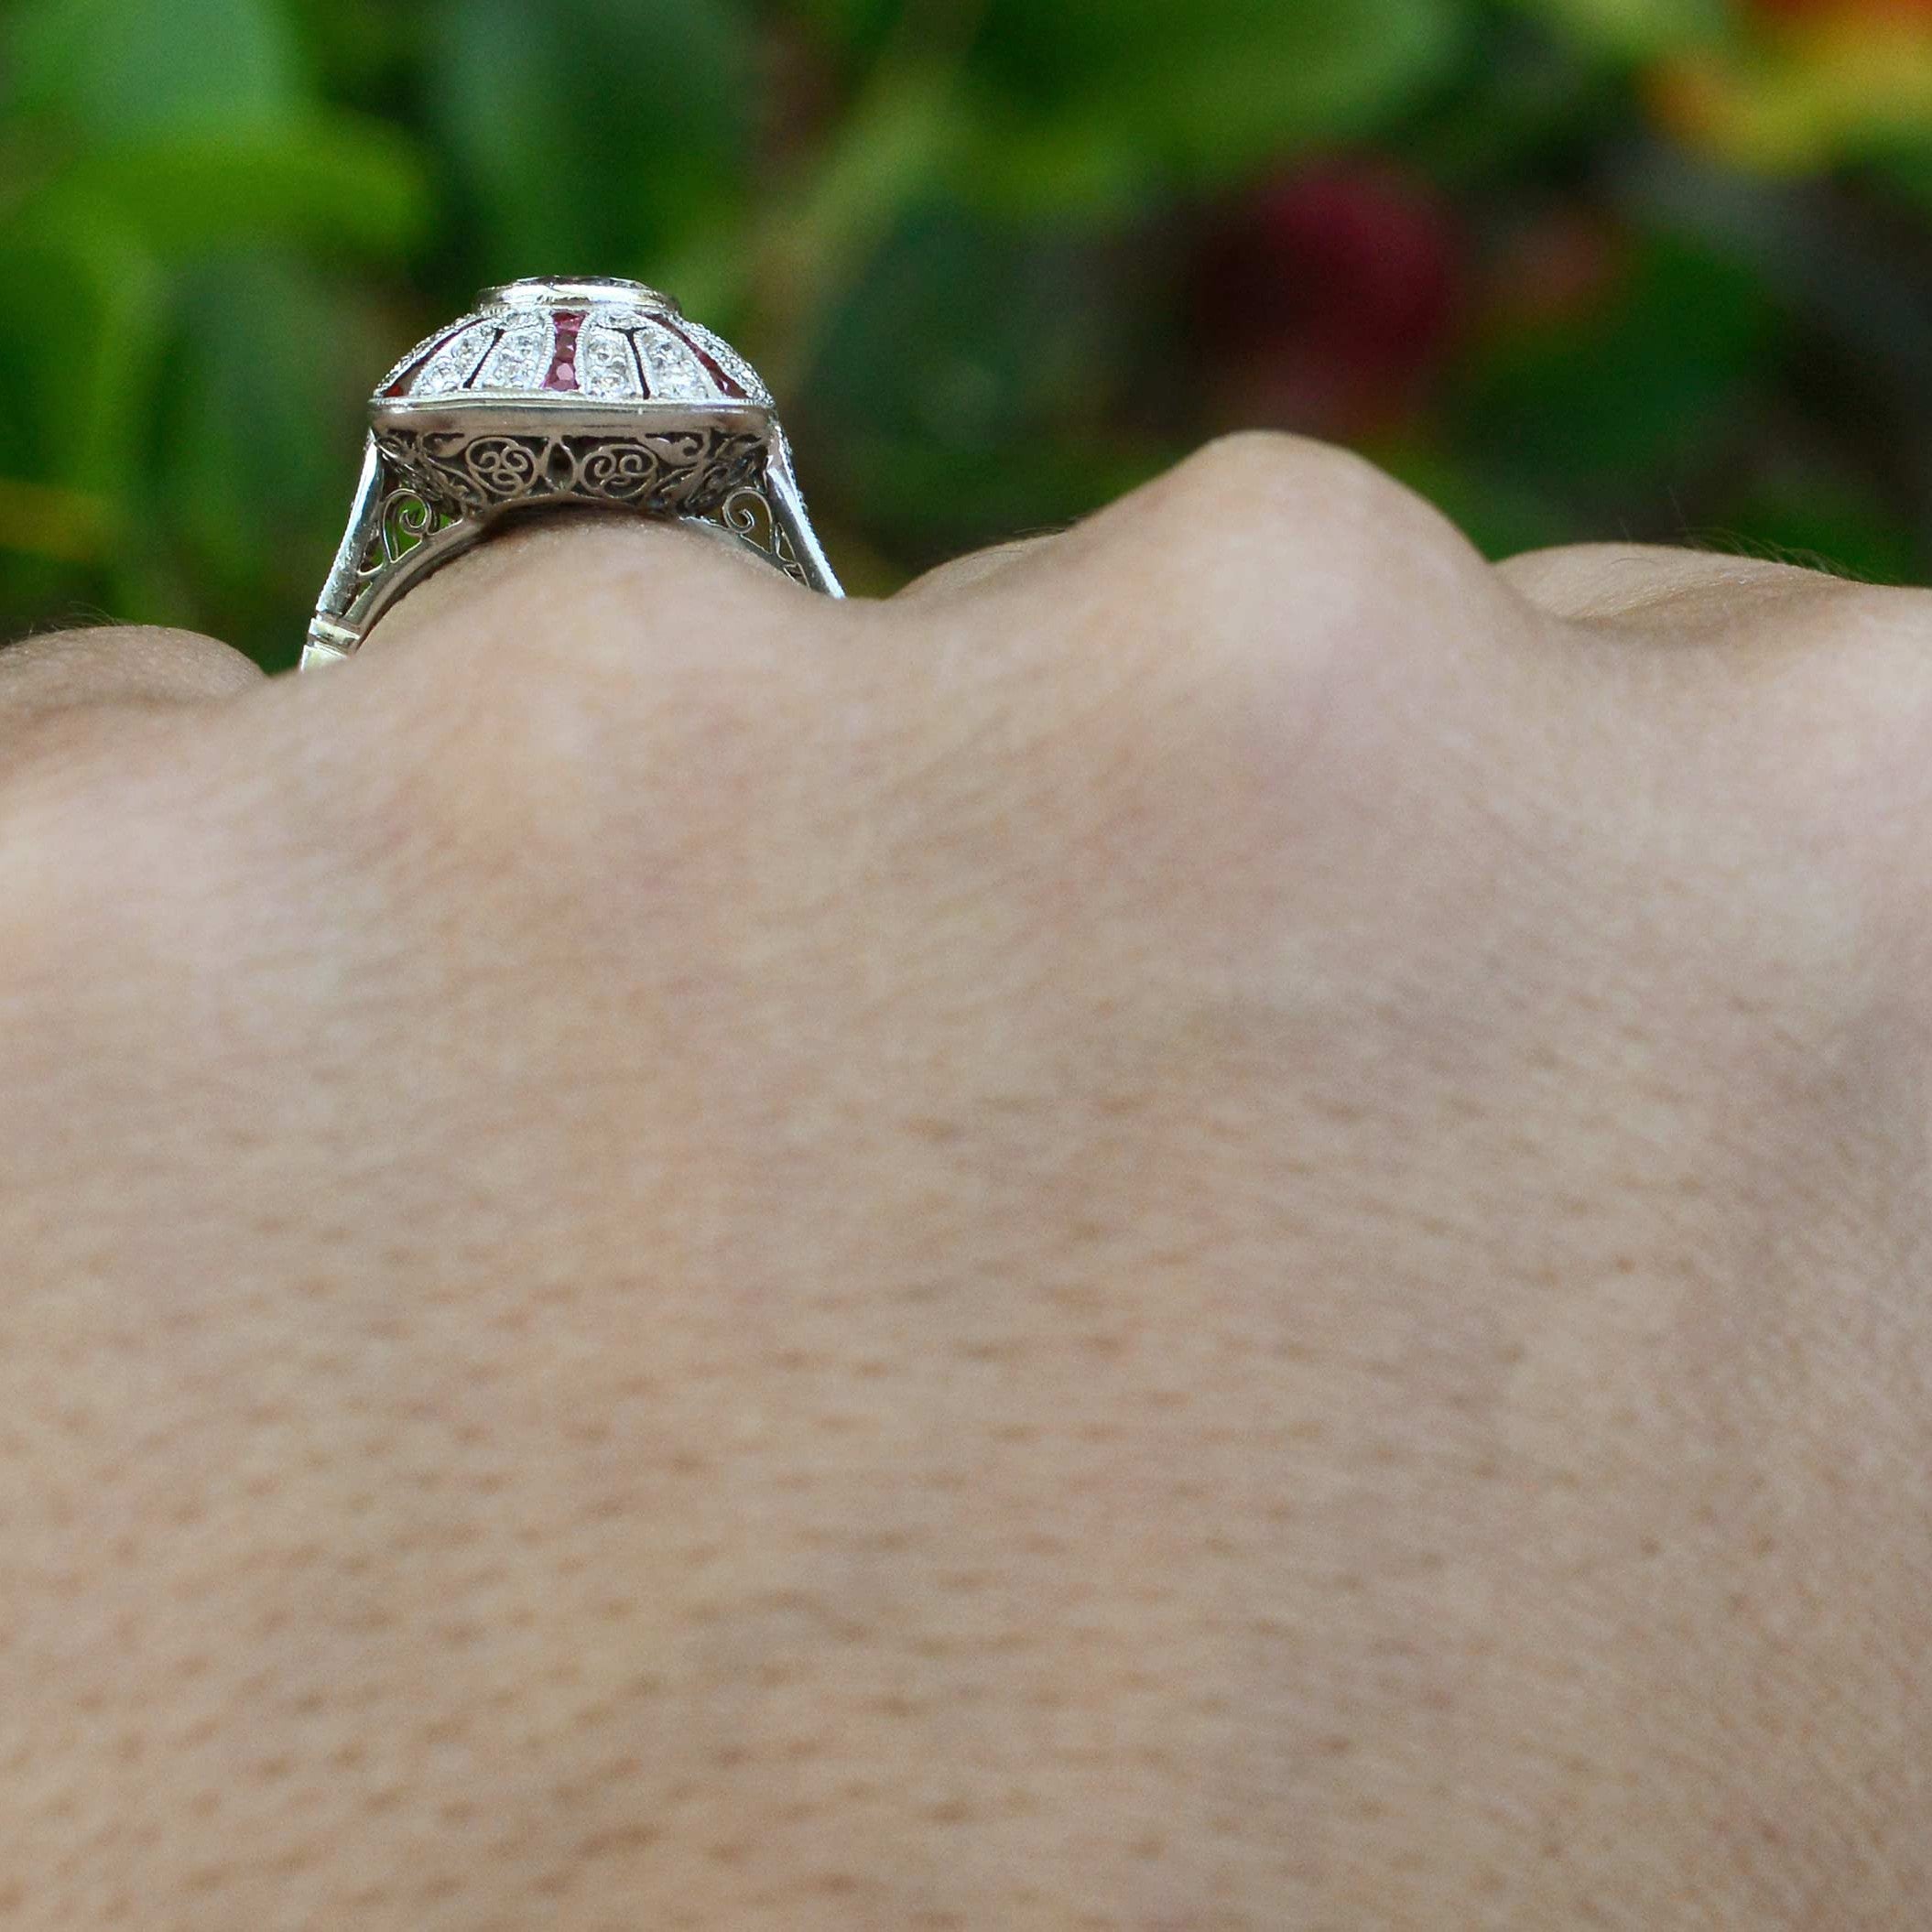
top-left (379, 286), bottom-right (776, 409)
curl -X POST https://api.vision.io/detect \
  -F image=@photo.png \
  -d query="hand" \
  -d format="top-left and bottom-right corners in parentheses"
top-left (2, 435), bottom-right (1926, 1928)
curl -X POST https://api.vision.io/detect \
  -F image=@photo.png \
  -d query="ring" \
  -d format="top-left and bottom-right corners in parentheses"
top-left (302, 276), bottom-right (842, 669)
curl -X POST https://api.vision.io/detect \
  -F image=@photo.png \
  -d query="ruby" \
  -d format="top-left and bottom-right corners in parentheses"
top-left (543, 311), bottom-right (587, 392)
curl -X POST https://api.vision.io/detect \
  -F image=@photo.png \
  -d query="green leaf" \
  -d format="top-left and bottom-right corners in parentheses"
top-left (1698, 477), bottom-right (1923, 586)
top-left (808, 201), bottom-right (1165, 560)
top-left (1450, 230), bottom-right (1782, 491)
top-left (1368, 443), bottom-right (1579, 561)
top-left (429, 0), bottom-right (755, 277)
top-left (289, 0), bottom-right (427, 100)
top-left (1875, 151), bottom-right (1932, 218)
top-left (971, 0), bottom-right (1469, 190)
top-left (29, 116), bottom-right (432, 258)
top-left (5, 0), bottom-right (304, 136)
top-left (0, 219), bottom-right (166, 498)
top-left (777, 0), bottom-right (903, 59)
top-left (948, 89), bottom-right (1150, 222)
top-left (747, 64), bottom-right (973, 385)
top-left (1503, 0), bottom-right (1731, 62)
top-left (151, 253), bottom-right (371, 663)
top-left (812, 202), bottom-right (1130, 442)
top-left (839, 431), bottom-right (1178, 562)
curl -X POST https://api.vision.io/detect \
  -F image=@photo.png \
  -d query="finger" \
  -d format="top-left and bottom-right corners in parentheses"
top-left (0, 624), bottom-right (263, 725)
top-left (855, 430), bottom-right (1535, 854)
top-left (1496, 542), bottom-right (1864, 630)
top-left (350, 508), bottom-right (821, 666)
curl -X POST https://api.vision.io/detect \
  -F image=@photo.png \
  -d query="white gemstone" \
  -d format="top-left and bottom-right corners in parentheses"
top-left (586, 304), bottom-right (664, 333)
top-left (631, 321), bottom-right (713, 401)
top-left (472, 314), bottom-right (554, 391)
top-left (408, 320), bottom-right (497, 397)
top-left (578, 320), bottom-right (643, 400)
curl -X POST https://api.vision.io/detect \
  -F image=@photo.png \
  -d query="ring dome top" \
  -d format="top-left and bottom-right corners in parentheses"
top-left (373, 277), bottom-right (773, 411)
top-left (477, 277), bottom-right (681, 313)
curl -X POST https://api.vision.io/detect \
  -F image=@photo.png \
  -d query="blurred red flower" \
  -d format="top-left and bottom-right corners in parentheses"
top-left (1190, 160), bottom-right (1465, 440)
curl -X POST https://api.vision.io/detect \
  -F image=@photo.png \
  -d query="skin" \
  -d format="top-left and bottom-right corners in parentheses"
top-left (0, 431), bottom-right (1927, 1928)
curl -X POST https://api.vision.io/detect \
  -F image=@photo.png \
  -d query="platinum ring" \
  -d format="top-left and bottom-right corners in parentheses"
top-left (303, 276), bottom-right (841, 670)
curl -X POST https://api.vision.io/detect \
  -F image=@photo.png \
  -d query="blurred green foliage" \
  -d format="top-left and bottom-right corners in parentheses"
top-left (5, 0), bottom-right (1932, 666)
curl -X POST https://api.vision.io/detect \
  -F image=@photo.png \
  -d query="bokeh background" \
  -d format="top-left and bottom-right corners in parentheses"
top-left (6, 0), bottom-right (1932, 668)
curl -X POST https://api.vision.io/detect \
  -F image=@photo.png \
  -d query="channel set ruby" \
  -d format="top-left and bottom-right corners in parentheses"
top-left (543, 310), bottom-right (588, 392)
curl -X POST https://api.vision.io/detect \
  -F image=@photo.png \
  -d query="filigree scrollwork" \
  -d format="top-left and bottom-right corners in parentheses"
top-left (713, 484), bottom-right (810, 586)
top-left (357, 484), bottom-right (454, 580)
top-left (371, 425), bottom-right (768, 522)
top-left (571, 429), bottom-right (764, 513)
top-left (466, 437), bottom-right (544, 498)
top-left (374, 429), bottom-right (508, 513)
top-left (581, 440), bottom-right (700, 509)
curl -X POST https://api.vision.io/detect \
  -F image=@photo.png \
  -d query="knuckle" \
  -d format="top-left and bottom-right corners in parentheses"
top-left (1091, 433), bottom-right (1509, 711)
top-left (1083, 430), bottom-right (1502, 727)
top-left (1137, 431), bottom-right (1474, 592)
top-left (941, 446), bottom-right (1567, 1027)
top-left (0, 624), bottom-right (260, 711)
top-left (1156, 428), bottom-right (1379, 517)
top-left (885, 443), bottom-right (1505, 993)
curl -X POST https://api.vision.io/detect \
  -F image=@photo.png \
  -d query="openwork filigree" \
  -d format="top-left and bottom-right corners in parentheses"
top-left (356, 485), bottom-right (455, 580)
top-left (373, 426), bottom-right (766, 520)
top-left (712, 483), bottom-right (810, 586)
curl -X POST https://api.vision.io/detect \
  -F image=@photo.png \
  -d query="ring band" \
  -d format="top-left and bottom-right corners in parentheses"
top-left (303, 277), bottom-right (841, 670)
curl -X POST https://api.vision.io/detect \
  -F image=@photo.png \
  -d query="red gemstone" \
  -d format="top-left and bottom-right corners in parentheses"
top-left (543, 311), bottom-right (587, 392)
